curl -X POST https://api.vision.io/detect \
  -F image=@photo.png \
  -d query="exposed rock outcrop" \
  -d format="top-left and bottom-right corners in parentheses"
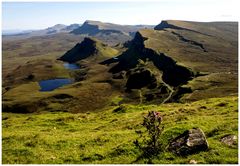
top-left (122, 61), bottom-right (174, 103)
top-left (102, 32), bottom-right (195, 87)
top-left (170, 31), bottom-right (207, 52)
top-left (126, 68), bottom-right (157, 90)
top-left (154, 20), bottom-right (186, 31)
top-left (168, 128), bottom-right (209, 156)
top-left (100, 30), bottom-right (196, 103)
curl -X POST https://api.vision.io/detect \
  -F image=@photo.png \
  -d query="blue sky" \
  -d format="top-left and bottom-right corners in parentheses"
top-left (2, 0), bottom-right (238, 30)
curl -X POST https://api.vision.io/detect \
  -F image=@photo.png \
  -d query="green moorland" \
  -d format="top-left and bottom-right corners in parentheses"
top-left (2, 96), bottom-right (238, 164)
top-left (2, 20), bottom-right (238, 164)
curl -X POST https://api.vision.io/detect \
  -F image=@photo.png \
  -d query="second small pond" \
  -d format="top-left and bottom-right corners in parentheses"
top-left (63, 63), bottom-right (80, 70)
top-left (39, 78), bottom-right (73, 92)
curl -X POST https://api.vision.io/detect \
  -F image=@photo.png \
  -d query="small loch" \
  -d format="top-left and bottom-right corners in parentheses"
top-left (38, 62), bottom-right (79, 92)
top-left (63, 63), bottom-right (80, 70)
top-left (39, 78), bottom-right (73, 91)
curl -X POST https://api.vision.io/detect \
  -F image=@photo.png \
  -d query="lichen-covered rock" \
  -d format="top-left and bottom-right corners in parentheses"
top-left (168, 128), bottom-right (209, 156)
top-left (220, 135), bottom-right (237, 147)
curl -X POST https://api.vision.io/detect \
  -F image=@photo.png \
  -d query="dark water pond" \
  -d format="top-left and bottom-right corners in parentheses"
top-left (63, 63), bottom-right (80, 70)
top-left (39, 79), bottom-right (73, 91)
top-left (38, 62), bottom-right (79, 92)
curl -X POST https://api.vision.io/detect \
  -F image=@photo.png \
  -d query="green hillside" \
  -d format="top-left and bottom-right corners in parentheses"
top-left (2, 20), bottom-right (238, 164)
top-left (103, 21), bottom-right (238, 101)
top-left (2, 96), bottom-right (238, 164)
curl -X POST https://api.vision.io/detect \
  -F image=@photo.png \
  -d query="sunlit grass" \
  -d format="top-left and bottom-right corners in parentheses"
top-left (2, 96), bottom-right (238, 164)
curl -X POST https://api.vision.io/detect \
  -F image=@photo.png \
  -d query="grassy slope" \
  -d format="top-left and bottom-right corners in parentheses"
top-left (2, 96), bottom-right (238, 164)
top-left (3, 59), bottom-right (71, 88)
top-left (2, 33), bottom-right (84, 80)
top-left (2, 32), bottom-right (122, 80)
top-left (2, 60), bottom-right (121, 114)
top-left (2, 36), bottom-right (123, 113)
top-left (140, 28), bottom-right (237, 73)
top-left (137, 25), bottom-right (238, 101)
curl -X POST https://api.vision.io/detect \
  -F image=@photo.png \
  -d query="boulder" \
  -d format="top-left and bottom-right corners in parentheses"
top-left (189, 159), bottom-right (198, 164)
top-left (168, 128), bottom-right (209, 156)
top-left (220, 134), bottom-right (237, 147)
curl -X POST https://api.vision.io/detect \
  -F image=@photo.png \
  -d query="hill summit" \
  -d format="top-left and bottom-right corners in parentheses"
top-left (59, 37), bottom-right (118, 63)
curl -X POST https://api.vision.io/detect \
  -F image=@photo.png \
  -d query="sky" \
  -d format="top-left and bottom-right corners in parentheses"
top-left (2, 0), bottom-right (239, 30)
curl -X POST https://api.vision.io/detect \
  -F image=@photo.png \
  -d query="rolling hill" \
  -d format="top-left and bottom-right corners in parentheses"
top-left (3, 20), bottom-right (154, 45)
top-left (2, 19), bottom-right (238, 164)
top-left (2, 20), bottom-right (238, 112)
top-left (2, 23), bottom-right (81, 40)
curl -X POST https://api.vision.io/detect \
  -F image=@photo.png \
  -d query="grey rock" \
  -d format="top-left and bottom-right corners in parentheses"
top-left (220, 135), bottom-right (237, 147)
top-left (168, 128), bottom-right (209, 156)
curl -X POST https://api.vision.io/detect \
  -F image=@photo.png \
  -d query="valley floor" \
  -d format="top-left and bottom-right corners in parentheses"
top-left (2, 96), bottom-right (238, 164)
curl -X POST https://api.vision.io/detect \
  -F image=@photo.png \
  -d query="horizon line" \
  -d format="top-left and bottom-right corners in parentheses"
top-left (2, 19), bottom-right (239, 31)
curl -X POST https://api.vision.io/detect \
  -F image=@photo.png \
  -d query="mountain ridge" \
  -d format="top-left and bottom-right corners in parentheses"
top-left (71, 20), bottom-right (154, 35)
top-left (100, 20), bottom-right (237, 101)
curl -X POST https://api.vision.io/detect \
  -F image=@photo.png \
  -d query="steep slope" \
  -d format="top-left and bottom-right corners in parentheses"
top-left (59, 37), bottom-right (119, 63)
top-left (102, 20), bottom-right (238, 101)
top-left (102, 31), bottom-right (195, 87)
